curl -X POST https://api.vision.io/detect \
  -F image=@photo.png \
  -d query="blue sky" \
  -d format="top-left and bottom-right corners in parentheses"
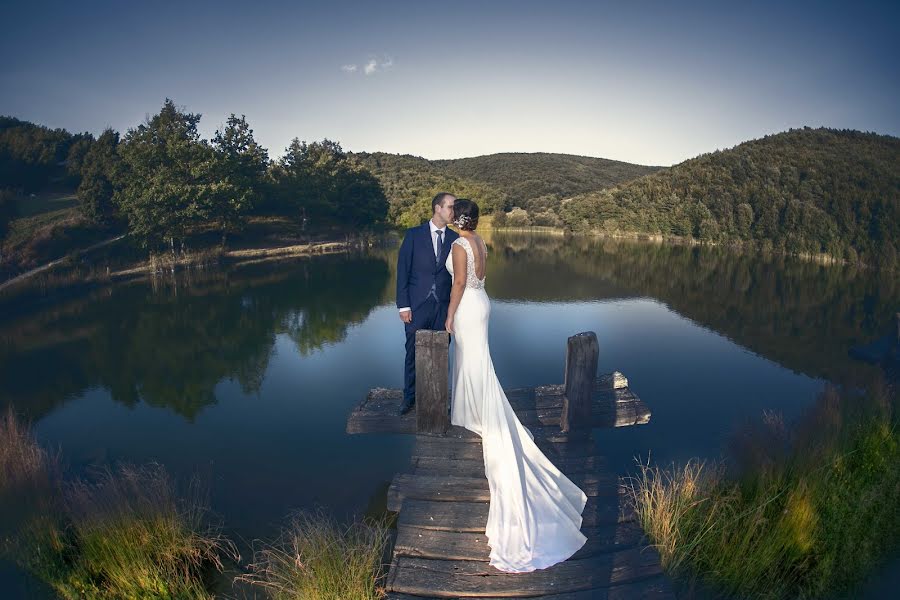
top-left (2, 0), bottom-right (897, 166)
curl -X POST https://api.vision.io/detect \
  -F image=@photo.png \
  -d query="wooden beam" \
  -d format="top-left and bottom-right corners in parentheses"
top-left (416, 330), bottom-right (450, 435)
top-left (561, 332), bottom-right (599, 433)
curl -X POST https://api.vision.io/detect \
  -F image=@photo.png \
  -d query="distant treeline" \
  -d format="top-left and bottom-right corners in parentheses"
top-left (2, 110), bottom-right (898, 270)
top-left (0, 101), bottom-right (389, 256)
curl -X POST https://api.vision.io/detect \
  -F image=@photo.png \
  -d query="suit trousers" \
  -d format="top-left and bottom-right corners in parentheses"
top-left (403, 295), bottom-right (449, 405)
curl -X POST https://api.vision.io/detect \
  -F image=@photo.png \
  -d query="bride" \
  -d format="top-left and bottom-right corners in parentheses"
top-left (443, 199), bottom-right (588, 573)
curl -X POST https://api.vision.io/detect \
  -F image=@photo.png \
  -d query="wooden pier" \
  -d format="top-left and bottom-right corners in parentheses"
top-left (347, 331), bottom-right (675, 599)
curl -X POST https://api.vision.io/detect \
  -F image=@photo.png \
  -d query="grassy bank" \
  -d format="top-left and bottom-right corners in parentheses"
top-left (625, 382), bottom-right (900, 599)
top-left (0, 407), bottom-right (392, 599)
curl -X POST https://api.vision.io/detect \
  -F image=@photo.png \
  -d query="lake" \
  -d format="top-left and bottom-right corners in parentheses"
top-left (0, 231), bottom-right (896, 597)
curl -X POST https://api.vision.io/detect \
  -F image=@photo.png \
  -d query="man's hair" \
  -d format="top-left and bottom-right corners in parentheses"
top-left (432, 192), bottom-right (454, 212)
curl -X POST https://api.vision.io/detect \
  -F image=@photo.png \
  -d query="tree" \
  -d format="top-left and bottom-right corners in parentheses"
top-left (115, 99), bottom-right (215, 253)
top-left (77, 128), bottom-right (122, 226)
top-left (0, 188), bottom-right (19, 264)
top-left (736, 203), bottom-right (754, 239)
top-left (273, 139), bottom-right (387, 231)
top-left (208, 114), bottom-right (269, 246)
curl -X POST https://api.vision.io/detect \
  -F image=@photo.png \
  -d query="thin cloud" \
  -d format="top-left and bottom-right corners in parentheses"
top-left (342, 55), bottom-right (393, 76)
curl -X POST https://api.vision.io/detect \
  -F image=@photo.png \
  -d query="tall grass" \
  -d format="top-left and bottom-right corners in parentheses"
top-left (1, 407), bottom-right (238, 599)
top-left (237, 506), bottom-right (392, 600)
top-left (0, 406), bottom-right (61, 541)
top-left (22, 462), bottom-right (239, 600)
top-left (624, 382), bottom-right (900, 599)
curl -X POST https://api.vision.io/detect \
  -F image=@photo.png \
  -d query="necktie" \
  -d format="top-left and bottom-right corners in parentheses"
top-left (435, 229), bottom-right (443, 263)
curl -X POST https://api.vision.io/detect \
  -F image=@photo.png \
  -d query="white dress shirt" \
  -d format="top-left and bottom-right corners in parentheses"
top-left (398, 220), bottom-right (445, 313)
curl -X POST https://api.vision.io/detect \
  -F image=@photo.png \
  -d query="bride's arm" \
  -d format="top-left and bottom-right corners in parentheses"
top-left (445, 244), bottom-right (467, 334)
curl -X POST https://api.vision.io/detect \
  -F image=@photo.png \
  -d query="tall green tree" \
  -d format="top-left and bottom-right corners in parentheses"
top-left (115, 99), bottom-right (215, 253)
top-left (273, 139), bottom-right (387, 230)
top-left (208, 114), bottom-right (269, 246)
top-left (77, 128), bottom-right (122, 226)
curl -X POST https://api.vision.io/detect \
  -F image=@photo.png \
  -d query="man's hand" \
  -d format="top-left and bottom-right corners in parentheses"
top-left (445, 316), bottom-right (454, 334)
top-left (399, 310), bottom-right (413, 324)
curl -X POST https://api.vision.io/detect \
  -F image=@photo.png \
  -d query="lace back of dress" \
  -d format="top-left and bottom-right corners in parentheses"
top-left (454, 237), bottom-right (486, 290)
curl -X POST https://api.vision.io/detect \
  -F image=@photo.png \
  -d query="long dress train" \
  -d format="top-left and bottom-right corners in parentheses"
top-left (446, 236), bottom-right (588, 573)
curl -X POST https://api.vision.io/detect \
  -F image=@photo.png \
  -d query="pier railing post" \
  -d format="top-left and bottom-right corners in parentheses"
top-left (561, 331), bottom-right (599, 433)
top-left (415, 330), bottom-right (450, 435)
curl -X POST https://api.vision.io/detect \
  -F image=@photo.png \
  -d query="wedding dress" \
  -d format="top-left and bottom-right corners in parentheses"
top-left (446, 236), bottom-right (588, 573)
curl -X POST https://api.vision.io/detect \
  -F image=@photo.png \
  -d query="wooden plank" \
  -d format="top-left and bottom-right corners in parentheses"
top-left (411, 432), bottom-right (599, 458)
top-left (393, 521), bottom-right (648, 561)
top-left (346, 373), bottom-right (647, 435)
top-left (409, 454), bottom-right (606, 479)
top-left (397, 495), bottom-right (633, 532)
top-left (346, 388), bottom-right (415, 434)
top-left (386, 545), bottom-right (664, 597)
top-left (385, 572), bottom-right (675, 598)
top-left (387, 472), bottom-right (618, 511)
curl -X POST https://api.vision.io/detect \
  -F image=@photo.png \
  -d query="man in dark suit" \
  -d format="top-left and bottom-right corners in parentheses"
top-left (396, 192), bottom-right (458, 415)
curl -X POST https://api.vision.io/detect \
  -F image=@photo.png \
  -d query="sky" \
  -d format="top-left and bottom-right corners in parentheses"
top-left (2, 0), bottom-right (898, 166)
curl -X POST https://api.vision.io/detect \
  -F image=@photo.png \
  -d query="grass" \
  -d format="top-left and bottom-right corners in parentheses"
top-left (624, 382), bottom-right (900, 599)
top-left (0, 407), bottom-right (238, 599)
top-left (1, 407), bottom-right (395, 599)
top-left (0, 406), bottom-right (61, 540)
top-left (237, 506), bottom-right (393, 600)
top-left (21, 462), bottom-right (239, 600)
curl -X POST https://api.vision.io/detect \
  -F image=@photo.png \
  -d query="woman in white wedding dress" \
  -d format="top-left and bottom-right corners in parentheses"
top-left (443, 199), bottom-right (588, 573)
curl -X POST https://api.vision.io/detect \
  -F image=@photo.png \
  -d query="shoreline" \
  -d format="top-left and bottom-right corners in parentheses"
top-left (0, 237), bottom-right (361, 304)
top-left (490, 225), bottom-right (851, 268)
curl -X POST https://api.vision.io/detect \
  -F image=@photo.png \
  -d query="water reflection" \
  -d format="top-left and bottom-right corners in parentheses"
top-left (0, 253), bottom-right (390, 421)
top-left (481, 232), bottom-right (895, 385)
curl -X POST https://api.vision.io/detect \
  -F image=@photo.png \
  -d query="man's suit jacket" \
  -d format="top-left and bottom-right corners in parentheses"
top-left (396, 222), bottom-right (460, 311)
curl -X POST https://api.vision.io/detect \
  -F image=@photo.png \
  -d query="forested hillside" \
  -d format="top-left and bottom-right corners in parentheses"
top-left (555, 128), bottom-right (899, 268)
top-left (350, 151), bottom-right (659, 228)
top-left (434, 152), bottom-right (661, 204)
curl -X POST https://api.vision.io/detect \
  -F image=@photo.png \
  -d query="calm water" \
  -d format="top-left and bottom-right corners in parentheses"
top-left (1, 231), bottom-right (896, 597)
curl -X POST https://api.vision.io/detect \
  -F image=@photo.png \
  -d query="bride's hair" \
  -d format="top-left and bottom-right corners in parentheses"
top-left (452, 199), bottom-right (479, 231)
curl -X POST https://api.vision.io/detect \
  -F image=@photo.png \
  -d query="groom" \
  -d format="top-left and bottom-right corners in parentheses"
top-left (396, 192), bottom-right (458, 416)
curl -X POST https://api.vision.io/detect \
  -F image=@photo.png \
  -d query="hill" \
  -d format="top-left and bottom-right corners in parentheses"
top-left (349, 150), bottom-right (661, 227)
top-left (557, 127), bottom-right (900, 269)
top-left (434, 152), bottom-right (662, 205)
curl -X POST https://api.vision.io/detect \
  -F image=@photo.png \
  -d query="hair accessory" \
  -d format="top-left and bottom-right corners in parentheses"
top-left (454, 215), bottom-right (472, 229)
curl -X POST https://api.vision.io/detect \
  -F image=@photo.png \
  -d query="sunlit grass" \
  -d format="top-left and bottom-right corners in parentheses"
top-left (237, 506), bottom-right (392, 600)
top-left (21, 463), bottom-right (238, 600)
top-left (624, 382), bottom-right (900, 599)
top-left (1, 408), bottom-right (237, 599)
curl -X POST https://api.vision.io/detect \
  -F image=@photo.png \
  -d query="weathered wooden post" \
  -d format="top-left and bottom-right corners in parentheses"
top-left (560, 331), bottom-right (599, 433)
top-left (415, 329), bottom-right (450, 435)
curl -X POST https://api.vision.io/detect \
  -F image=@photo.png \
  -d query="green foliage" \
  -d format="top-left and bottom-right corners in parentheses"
top-left (77, 128), bottom-right (122, 226)
top-left (434, 152), bottom-right (662, 205)
top-left (351, 151), bottom-right (506, 225)
top-left (556, 128), bottom-right (900, 269)
top-left (208, 114), bottom-right (269, 244)
top-left (273, 140), bottom-right (388, 230)
top-left (0, 115), bottom-right (91, 193)
top-left (115, 99), bottom-right (217, 250)
top-left (0, 188), bottom-right (18, 246)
